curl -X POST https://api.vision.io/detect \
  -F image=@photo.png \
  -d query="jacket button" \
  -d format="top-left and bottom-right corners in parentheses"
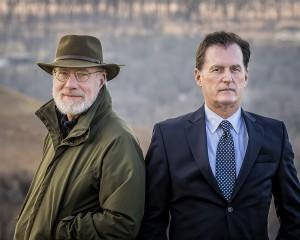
top-left (227, 206), bottom-right (234, 213)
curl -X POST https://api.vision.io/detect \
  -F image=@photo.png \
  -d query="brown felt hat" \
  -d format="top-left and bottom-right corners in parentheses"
top-left (37, 35), bottom-right (120, 81)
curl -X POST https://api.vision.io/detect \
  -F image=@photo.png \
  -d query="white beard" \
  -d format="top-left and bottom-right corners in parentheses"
top-left (53, 91), bottom-right (98, 116)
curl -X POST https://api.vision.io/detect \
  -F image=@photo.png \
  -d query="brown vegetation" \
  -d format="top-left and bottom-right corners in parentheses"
top-left (0, 86), bottom-right (45, 238)
top-left (0, 86), bottom-right (45, 174)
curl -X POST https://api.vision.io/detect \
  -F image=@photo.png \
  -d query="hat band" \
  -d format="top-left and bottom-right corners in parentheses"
top-left (55, 55), bottom-right (102, 64)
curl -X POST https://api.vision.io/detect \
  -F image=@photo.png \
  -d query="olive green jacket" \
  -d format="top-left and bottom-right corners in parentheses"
top-left (14, 86), bottom-right (145, 240)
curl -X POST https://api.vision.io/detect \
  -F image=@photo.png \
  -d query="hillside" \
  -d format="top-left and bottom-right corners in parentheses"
top-left (0, 86), bottom-right (45, 174)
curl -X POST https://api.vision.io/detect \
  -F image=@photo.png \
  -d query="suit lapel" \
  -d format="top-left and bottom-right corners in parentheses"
top-left (185, 106), bottom-right (224, 198)
top-left (230, 110), bottom-right (264, 201)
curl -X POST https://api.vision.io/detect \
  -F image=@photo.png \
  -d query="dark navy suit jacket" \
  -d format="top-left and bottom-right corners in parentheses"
top-left (138, 106), bottom-right (300, 240)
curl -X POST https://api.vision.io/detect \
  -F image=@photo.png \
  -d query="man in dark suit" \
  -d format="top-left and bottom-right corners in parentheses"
top-left (137, 31), bottom-right (300, 240)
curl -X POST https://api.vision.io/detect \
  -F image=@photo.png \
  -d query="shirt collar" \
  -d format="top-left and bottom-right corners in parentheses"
top-left (204, 104), bottom-right (242, 134)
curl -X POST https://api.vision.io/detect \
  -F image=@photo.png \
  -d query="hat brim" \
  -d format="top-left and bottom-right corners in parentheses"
top-left (37, 59), bottom-right (120, 81)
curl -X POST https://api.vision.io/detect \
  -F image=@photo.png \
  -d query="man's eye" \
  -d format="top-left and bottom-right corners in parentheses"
top-left (77, 72), bottom-right (89, 77)
top-left (58, 71), bottom-right (69, 77)
top-left (232, 67), bottom-right (241, 72)
top-left (212, 68), bottom-right (219, 72)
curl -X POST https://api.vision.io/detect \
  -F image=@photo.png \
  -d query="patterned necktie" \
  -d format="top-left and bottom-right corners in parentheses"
top-left (216, 120), bottom-right (236, 201)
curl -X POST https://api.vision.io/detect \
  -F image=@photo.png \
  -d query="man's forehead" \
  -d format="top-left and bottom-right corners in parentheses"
top-left (204, 44), bottom-right (244, 64)
top-left (206, 43), bottom-right (242, 55)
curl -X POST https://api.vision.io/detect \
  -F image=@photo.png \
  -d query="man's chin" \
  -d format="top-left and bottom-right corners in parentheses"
top-left (215, 99), bottom-right (240, 109)
top-left (56, 102), bottom-right (87, 116)
top-left (217, 96), bottom-right (238, 104)
top-left (54, 94), bottom-right (97, 116)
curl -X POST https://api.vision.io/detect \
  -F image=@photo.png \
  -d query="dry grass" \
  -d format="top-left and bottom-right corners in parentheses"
top-left (0, 86), bottom-right (46, 174)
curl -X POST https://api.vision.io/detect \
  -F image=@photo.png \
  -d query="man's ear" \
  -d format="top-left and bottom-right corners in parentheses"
top-left (194, 68), bottom-right (202, 87)
top-left (99, 79), bottom-right (106, 88)
top-left (103, 72), bottom-right (107, 81)
top-left (244, 70), bottom-right (249, 86)
top-left (99, 72), bottom-right (107, 88)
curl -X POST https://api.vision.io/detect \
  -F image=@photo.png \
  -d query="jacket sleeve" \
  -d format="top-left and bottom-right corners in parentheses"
top-left (55, 134), bottom-right (145, 240)
top-left (273, 122), bottom-right (300, 240)
top-left (137, 124), bottom-right (170, 240)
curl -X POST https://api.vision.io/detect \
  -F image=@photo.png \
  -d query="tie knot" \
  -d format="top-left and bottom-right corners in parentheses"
top-left (220, 120), bottom-right (232, 133)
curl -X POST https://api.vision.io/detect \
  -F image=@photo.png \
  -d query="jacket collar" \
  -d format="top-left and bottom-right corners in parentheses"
top-left (204, 105), bottom-right (242, 134)
top-left (35, 85), bottom-right (112, 149)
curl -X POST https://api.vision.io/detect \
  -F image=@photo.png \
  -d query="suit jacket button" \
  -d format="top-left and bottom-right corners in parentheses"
top-left (227, 206), bottom-right (234, 213)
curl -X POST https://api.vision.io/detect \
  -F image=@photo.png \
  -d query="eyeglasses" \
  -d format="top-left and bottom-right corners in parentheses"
top-left (53, 69), bottom-right (105, 83)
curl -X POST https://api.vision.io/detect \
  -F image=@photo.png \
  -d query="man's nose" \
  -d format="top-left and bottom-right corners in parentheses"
top-left (222, 70), bottom-right (233, 83)
top-left (64, 72), bottom-right (78, 88)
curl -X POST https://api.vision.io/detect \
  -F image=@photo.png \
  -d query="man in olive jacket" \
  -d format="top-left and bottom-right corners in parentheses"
top-left (14, 35), bottom-right (145, 240)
